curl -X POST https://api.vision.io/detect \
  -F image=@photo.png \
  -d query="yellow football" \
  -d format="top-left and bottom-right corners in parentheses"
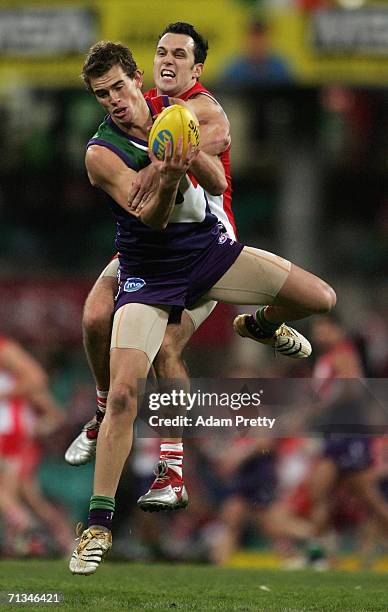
top-left (149, 104), bottom-right (200, 160)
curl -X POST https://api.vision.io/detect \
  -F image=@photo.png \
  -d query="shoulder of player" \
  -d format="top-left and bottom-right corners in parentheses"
top-left (186, 92), bottom-right (221, 113)
top-left (187, 96), bottom-right (229, 130)
top-left (86, 144), bottom-right (135, 187)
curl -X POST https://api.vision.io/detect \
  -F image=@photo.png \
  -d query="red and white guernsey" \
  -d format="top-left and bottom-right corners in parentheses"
top-left (312, 339), bottom-right (364, 401)
top-left (145, 82), bottom-right (236, 239)
top-left (0, 336), bottom-right (36, 458)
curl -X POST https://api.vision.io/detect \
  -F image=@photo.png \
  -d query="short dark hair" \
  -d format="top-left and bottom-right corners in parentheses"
top-left (82, 41), bottom-right (138, 93)
top-left (158, 22), bottom-right (208, 64)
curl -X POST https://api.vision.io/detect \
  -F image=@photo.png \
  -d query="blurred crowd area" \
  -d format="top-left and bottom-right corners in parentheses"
top-left (1, 85), bottom-right (387, 279)
top-left (1, 2), bottom-right (388, 566)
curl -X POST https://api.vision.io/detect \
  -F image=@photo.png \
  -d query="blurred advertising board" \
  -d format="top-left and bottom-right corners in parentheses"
top-left (0, 0), bottom-right (246, 88)
top-left (270, 7), bottom-right (388, 84)
top-left (1, 1), bottom-right (388, 88)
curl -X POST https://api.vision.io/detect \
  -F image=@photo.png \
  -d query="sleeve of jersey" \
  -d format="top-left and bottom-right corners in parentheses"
top-left (145, 95), bottom-right (170, 119)
top-left (86, 138), bottom-right (138, 171)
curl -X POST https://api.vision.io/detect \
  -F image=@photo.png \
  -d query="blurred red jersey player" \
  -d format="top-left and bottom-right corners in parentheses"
top-left (0, 335), bottom-right (73, 556)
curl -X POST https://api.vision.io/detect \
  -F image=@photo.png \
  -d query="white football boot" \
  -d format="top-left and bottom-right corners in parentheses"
top-left (69, 526), bottom-right (112, 575)
top-left (233, 314), bottom-right (312, 358)
top-left (65, 418), bottom-right (100, 465)
top-left (137, 460), bottom-right (188, 512)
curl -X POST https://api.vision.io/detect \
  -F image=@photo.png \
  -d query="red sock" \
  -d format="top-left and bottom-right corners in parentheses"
top-left (96, 389), bottom-right (108, 419)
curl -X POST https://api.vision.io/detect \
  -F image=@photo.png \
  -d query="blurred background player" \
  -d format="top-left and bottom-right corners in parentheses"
top-left (304, 315), bottom-right (388, 567)
top-left (0, 335), bottom-right (73, 556)
top-left (203, 436), bottom-right (314, 565)
top-left (65, 22), bottom-right (234, 514)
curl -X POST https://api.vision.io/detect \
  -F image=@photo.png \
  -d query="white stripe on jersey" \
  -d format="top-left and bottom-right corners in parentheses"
top-left (169, 175), bottom-right (207, 224)
top-left (128, 138), bottom-right (148, 152)
top-left (207, 193), bottom-right (236, 240)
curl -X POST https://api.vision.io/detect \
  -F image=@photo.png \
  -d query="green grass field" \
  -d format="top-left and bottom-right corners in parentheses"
top-left (0, 560), bottom-right (387, 611)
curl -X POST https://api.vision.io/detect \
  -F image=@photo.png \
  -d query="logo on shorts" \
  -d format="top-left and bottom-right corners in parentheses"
top-left (123, 277), bottom-right (146, 292)
top-left (218, 233), bottom-right (229, 244)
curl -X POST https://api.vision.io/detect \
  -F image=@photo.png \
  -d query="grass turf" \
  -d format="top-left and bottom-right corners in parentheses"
top-left (0, 560), bottom-right (386, 611)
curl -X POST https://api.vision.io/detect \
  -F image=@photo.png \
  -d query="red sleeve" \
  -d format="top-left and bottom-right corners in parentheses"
top-left (146, 95), bottom-right (170, 119)
top-left (0, 335), bottom-right (9, 349)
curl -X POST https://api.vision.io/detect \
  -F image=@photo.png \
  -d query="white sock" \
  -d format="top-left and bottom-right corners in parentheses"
top-left (160, 443), bottom-right (183, 478)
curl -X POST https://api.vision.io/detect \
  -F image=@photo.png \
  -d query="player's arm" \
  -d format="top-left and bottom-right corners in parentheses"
top-left (0, 339), bottom-right (49, 400)
top-left (171, 96), bottom-right (229, 195)
top-left (30, 388), bottom-right (65, 436)
top-left (189, 148), bottom-right (227, 196)
top-left (217, 438), bottom-right (274, 477)
top-left (86, 143), bottom-right (195, 230)
top-left (0, 339), bottom-right (64, 434)
top-left (185, 95), bottom-right (231, 156)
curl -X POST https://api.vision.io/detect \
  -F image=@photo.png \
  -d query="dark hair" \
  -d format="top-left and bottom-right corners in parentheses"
top-left (82, 41), bottom-right (138, 93)
top-left (158, 22), bottom-right (208, 64)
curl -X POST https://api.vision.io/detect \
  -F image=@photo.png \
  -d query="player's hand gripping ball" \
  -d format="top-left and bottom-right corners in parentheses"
top-left (149, 104), bottom-right (200, 160)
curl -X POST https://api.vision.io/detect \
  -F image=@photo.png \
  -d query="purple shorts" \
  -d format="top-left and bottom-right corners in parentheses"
top-left (224, 452), bottom-right (277, 508)
top-left (115, 235), bottom-right (243, 314)
top-left (323, 436), bottom-right (372, 473)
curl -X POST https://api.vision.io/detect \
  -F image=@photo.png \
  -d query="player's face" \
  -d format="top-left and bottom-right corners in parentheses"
top-left (90, 65), bottom-right (143, 127)
top-left (154, 33), bottom-right (203, 96)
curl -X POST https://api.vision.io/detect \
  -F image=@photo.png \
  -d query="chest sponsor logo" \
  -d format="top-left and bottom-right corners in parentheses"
top-left (123, 277), bottom-right (146, 292)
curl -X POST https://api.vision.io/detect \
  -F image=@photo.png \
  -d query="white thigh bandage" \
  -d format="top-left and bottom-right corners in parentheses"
top-left (111, 303), bottom-right (170, 364)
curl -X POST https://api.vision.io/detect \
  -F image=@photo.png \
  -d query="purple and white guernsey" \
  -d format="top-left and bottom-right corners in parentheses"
top-left (87, 110), bottom-right (243, 311)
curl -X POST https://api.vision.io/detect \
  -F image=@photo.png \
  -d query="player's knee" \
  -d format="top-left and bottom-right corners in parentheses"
top-left (309, 281), bottom-right (336, 315)
top-left (317, 283), bottom-right (337, 314)
top-left (108, 382), bottom-right (137, 418)
top-left (83, 300), bottom-right (113, 337)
